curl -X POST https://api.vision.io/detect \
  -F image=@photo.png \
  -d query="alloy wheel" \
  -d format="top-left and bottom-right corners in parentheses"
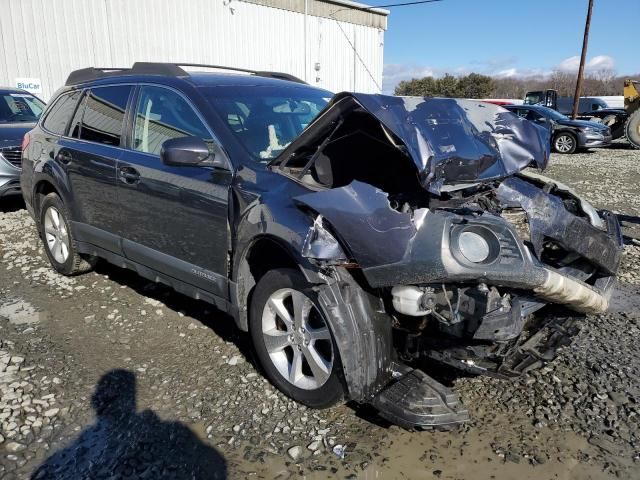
top-left (555, 135), bottom-right (574, 153)
top-left (261, 288), bottom-right (333, 390)
top-left (44, 206), bottom-right (70, 264)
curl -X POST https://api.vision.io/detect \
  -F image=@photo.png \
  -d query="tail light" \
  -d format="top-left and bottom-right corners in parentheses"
top-left (22, 133), bottom-right (30, 151)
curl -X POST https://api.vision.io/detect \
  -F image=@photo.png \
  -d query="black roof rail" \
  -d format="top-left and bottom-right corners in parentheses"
top-left (65, 63), bottom-right (188, 85)
top-left (65, 62), bottom-right (307, 86)
top-left (175, 63), bottom-right (307, 84)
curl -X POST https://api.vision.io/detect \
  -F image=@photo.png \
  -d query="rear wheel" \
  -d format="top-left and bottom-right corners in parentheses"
top-left (625, 110), bottom-right (640, 149)
top-left (249, 268), bottom-right (345, 408)
top-left (38, 193), bottom-right (97, 275)
top-left (553, 132), bottom-right (577, 154)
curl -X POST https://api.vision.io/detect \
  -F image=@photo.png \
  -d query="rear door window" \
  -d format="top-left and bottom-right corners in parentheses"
top-left (79, 86), bottom-right (133, 146)
top-left (42, 91), bottom-right (81, 135)
top-left (132, 85), bottom-right (211, 155)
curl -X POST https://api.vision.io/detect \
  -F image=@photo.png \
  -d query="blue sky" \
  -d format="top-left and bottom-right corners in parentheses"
top-left (378, 0), bottom-right (636, 92)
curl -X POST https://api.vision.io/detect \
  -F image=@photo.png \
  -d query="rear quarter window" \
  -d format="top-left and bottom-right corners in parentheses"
top-left (79, 86), bottom-right (133, 146)
top-left (42, 91), bottom-right (82, 135)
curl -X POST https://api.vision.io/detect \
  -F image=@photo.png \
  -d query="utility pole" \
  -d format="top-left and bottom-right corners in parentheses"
top-left (571, 0), bottom-right (594, 119)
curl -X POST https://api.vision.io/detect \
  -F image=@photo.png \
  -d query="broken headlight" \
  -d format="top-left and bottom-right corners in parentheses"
top-left (451, 225), bottom-right (501, 265)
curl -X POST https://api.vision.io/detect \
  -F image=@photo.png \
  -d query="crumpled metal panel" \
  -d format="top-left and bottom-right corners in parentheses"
top-left (347, 94), bottom-right (551, 194)
top-left (496, 176), bottom-right (621, 275)
top-left (294, 181), bottom-right (415, 267)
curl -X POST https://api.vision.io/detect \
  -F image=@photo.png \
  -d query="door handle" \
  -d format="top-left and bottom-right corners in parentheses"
top-left (118, 166), bottom-right (140, 185)
top-left (55, 150), bottom-right (72, 165)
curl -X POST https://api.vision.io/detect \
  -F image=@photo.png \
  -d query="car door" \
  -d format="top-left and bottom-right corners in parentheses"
top-left (61, 85), bottom-right (134, 253)
top-left (116, 84), bottom-right (232, 299)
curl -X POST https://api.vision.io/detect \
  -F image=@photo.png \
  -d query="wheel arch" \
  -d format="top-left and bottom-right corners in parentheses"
top-left (233, 235), bottom-right (395, 402)
top-left (33, 179), bottom-right (62, 216)
top-left (232, 234), bottom-right (317, 332)
top-left (554, 128), bottom-right (577, 138)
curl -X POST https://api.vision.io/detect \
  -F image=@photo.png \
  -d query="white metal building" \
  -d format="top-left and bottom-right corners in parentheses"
top-left (0, 0), bottom-right (388, 101)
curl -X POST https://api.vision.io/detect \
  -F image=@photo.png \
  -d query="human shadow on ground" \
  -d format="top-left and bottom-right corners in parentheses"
top-left (31, 369), bottom-right (227, 480)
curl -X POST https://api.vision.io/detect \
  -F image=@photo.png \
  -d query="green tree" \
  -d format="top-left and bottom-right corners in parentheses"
top-left (435, 74), bottom-right (460, 97)
top-left (456, 73), bottom-right (495, 98)
top-left (395, 76), bottom-right (438, 96)
top-left (394, 72), bottom-right (495, 98)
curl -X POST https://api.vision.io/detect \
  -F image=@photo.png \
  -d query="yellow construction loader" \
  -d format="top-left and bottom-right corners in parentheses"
top-left (625, 79), bottom-right (640, 149)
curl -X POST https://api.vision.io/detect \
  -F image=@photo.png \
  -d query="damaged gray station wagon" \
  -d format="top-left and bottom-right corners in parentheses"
top-left (21, 63), bottom-right (623, 428)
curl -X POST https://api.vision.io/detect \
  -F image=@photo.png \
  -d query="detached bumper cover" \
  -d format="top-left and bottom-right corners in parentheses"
top-left (497, 176), bottom-right (621, 274)
top-left (371, 367), bottom-right (469, 429)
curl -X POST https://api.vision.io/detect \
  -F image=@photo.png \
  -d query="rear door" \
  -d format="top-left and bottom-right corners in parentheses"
top-left (115, 84), bottom-right (231, 298)
top-left (61, 85), bottom-right (134, 253)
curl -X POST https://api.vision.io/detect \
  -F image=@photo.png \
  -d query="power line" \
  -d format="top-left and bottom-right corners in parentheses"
top-left (329, 0), bottom-right (444, 92)
top-left (348, 0), bottom-right (443, 11)
top-left (333, 20), bottom-right (382, 91)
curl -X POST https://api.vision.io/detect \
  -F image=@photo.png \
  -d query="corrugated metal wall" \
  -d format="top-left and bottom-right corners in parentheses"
top-left (0, 0), bottom-right (385, 101)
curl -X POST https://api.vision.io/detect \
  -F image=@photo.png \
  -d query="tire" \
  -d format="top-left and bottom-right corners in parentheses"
top-left (625, 110), bottom-right (640, 149)
top-left (249, 268), bottom-right (345, 408)
top-left (38, 193), bottom-right (97, 276)
top-left (553, 132), bottom-right (577, 154)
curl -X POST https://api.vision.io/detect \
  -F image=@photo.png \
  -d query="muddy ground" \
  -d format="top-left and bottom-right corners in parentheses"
top-left (1, 142), bottom-right (640, 479)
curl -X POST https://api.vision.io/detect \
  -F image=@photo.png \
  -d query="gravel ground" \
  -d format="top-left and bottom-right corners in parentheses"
top-left (1, 142), bottom-right (640, 479)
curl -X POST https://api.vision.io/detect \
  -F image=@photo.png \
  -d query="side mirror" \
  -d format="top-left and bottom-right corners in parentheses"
top-left (160, 136), bottom-right (227, 169)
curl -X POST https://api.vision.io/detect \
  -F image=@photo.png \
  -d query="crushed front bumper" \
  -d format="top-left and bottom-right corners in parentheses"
top-left (364, 210), bottom-right (621, 315)
top-left (296, 179), bottom-right (623, 315)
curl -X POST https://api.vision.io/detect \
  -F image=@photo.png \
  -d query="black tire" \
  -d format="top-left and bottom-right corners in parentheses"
top-left (625, 110), bottom-right (640, 149)
top-left (249, 268), bottom-right (345, 408)
top-left (553, 132), bottom-right (577, 154)
top-left (38, 193), bottom-right (97, 276)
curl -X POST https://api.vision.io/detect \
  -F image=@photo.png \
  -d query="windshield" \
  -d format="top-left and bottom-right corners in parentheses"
top-left (535, 106), bottom-right (568, 121)
top-left (203, 85), bottom-right (332, 161)
top-left (0, 92), bottom-right (45, 123)
top-left (524, 91), bottom-right (544, 105)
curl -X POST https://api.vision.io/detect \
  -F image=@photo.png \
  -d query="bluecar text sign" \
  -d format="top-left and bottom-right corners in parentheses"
top-left (15, 78), bottom-right (42, 94)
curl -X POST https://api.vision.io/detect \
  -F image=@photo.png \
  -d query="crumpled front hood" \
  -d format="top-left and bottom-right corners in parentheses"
top-left (348, 94), bottom-right (550, 193)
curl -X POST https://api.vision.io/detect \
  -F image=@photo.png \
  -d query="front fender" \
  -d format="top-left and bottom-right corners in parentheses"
top-left (230, 189), bottom-right (395, 402)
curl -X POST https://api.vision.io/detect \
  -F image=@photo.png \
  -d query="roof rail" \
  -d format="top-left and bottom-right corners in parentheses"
top-left (65, 62), bottom-right (307, 86)
top-left (173, 63), bottom-right (307, 84)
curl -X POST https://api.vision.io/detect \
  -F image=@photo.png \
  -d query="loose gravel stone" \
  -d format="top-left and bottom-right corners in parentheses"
top-left (287, 445), bottom-right (305, 462)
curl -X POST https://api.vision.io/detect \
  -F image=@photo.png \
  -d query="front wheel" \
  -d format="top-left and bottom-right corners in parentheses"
top-left (249, 268), bottom-right (345, 408)
top-left (553, 132), bottom-right (577, 154)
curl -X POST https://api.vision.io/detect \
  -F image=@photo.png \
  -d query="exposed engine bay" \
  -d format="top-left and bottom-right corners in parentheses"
top-left (271, 93), bottom-right (623, 428)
